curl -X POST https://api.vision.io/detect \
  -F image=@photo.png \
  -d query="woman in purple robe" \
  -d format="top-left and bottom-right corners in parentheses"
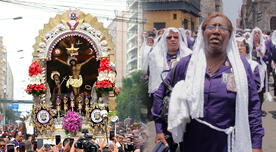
top-left (152, 13), bottom-right (264, 152)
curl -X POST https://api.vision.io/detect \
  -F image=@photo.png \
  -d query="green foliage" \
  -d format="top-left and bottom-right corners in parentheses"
top-left (116, 71), bottom-right (151, 122)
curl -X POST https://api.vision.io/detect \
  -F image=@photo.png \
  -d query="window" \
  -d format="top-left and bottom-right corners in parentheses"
top-left (154, 22), bottom-right (166, 30)
top-left (182, 19), bottom-right (188, 29)
top-left (270, 16), bottom-right (276, 30)
top-left (173, 14), bottom-right (177, 20)
top-left (215, 5), bottom-right (220, 12)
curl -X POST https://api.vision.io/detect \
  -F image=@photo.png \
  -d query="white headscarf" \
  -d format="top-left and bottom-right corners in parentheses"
top-left (243, 32), bottom-right (250, 37)
top-left (141, 36), bottom-right (154, 73)
top-left (272, 30), bottom-right (276, 45)
top-left (249, 27), bottom-right (266, 56)
top-left (178, 28), bottom-right (188, 47)
top-left (248, 27), bottom-right (266, 92)
top-left (168, 24), bottom-right (252, 152)
top-left (236, 36), bottom-right (259, 81)
top-left (148, 27), bottom-right (192, 93)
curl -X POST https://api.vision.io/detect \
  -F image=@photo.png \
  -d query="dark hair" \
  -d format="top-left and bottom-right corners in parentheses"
top-left (201, 12), bottom-right (233, 34)
top-left (14, 131), bottom-right (19, 138)
top-left (0, 139), bottom-right (5, 143)
top-left (14, 131), bottom-right (22, 138)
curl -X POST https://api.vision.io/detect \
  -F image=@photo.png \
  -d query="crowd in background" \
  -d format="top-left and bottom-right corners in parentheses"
top-left (0, 120), bottom-right (149, 152)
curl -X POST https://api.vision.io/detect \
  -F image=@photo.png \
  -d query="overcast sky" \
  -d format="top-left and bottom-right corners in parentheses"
top-left (223, 0), bottom-right (243, 27)
top-left (0, 0), bottom-right (244, 100)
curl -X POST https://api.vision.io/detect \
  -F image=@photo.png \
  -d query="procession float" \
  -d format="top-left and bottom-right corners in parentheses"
top-left (25, 10), bottom-right (119, 142)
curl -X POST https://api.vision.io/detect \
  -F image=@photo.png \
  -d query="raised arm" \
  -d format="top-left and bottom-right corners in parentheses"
top-left (79, 56), bottom-right (95, 66)
top-left (55, 58), bottom-right (68, 66)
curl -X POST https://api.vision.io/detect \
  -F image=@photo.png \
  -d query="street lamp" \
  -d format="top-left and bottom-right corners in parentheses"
top-left (0, 16), bottom-right (23, 21)
top-left (13, 17), bottom-right (23, 20)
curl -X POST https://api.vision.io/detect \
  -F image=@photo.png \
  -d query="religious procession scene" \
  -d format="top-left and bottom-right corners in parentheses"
top-left (0, 0), bottom-right (276, 152)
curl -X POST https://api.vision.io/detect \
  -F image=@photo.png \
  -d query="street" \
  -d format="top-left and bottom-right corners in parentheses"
top-left (262, 97), bottom-right (276, 152)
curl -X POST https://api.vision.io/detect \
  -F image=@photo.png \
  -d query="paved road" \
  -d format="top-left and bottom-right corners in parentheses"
top-left (262, 98), bottom-right (276, 152)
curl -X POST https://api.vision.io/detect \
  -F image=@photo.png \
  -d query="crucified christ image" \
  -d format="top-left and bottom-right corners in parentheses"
top-left (55, 56), bottom-right (95, 95)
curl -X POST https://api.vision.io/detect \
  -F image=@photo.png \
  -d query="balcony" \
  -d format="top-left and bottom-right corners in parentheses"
top-left (128, 23), bottom-right (138, 32)
top-left (127, 48), bottom-right (138, 61)
top-left (128, 0), bottom-right (138, 9)
top-left (127, 34), bottom-right (138, 44)
top-left (127, 60), bottom-right (138, 72)
top-left (142, 0), bottom-right (200, 17)
top-left (127, 45), bottom-right (138, 53)
top-left (129, 10), bottom-right (138, 19)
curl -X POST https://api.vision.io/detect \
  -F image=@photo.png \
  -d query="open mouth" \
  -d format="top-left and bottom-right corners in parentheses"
top-left (209, 37), bottom-right (221, 44)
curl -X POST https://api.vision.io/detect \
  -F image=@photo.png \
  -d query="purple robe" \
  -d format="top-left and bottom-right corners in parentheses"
top-left (187, 38), bottom-right (195, 50)
top-left (152, 55), bottom-right (264, 151)
top-left (252, 62), bottom-right (261, 91)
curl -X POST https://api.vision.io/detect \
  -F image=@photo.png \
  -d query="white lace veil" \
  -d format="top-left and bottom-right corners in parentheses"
top-left (148, 27), bottom-right (192, 93)
top-left (168, 23), bottom-right (252, 152)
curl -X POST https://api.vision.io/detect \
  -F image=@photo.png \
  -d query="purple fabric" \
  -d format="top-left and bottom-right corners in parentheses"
top-left (12, 140), bottom-right (20, 147)
top-left (187, 38), bottom-right (194, 50)
top-left (253, 65), bottom-right (261, 91)
top-left (152, 55), bottom-right (264, 151)
top-left (252, 41), bottom-right (271, 63)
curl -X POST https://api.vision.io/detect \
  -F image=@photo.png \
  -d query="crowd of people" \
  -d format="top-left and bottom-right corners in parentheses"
top-left (0, 120), bottom-right (149, 152)
top-left (141, 12), bottom-right (276, 152)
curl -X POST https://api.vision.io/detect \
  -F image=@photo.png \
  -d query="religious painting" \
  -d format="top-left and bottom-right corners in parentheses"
top-left (46, 35), bottom-right (99, 107)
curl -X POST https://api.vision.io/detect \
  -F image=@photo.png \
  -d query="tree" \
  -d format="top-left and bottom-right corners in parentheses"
top-left (116, 71), bottom-right (151, 122)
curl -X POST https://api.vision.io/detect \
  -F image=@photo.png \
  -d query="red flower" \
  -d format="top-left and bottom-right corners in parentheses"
top-left (94, 80), bottom-right (114, 92)
top-left (25, 83), bottom-right (46, 96)
top-left (98, 58), bottom-right (111, 72)
top-left (28, 61), bottom-right (42, 76)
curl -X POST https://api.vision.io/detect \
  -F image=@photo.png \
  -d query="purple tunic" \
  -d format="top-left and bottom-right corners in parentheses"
top-left (152, 55), bottom-right (264, 151)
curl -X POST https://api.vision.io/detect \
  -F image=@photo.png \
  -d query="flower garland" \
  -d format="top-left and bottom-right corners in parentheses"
top-left (94, 58), bottom-right (115, 93)
top-left (62, 110), bottom-right (82, 135)
top-left (25, 61), bottom-right (46, 96)
top-left (25, 84), bottom-right (46, 96)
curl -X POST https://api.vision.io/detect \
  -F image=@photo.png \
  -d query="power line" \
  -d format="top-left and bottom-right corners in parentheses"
top-left (15, 0), bottom-right (126, 13)
top-left (0, 0), bottom-right (146, 23)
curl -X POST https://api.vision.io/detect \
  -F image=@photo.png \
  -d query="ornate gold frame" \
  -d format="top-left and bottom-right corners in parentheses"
top-left (32, 104), bottom-right (55, 135)
top-left (86, 103), bottom-right (109, 134)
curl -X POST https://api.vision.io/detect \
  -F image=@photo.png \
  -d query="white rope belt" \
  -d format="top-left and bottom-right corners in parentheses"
top-left (195, 119), bottom-right (235, 152)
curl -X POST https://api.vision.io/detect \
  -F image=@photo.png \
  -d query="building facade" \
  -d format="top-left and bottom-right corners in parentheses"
top-left (0, 36), bottom-right (13, 100)
top-left (108, 12), bottom-right (128, 87)
top-left (142, 0), bottom-right (201, 31)
top-left (126, 0), bottom-right (144, 75)
top-left (240, 0), bottom-right (276, 32)
top-left (200, 0), bottom-right (223, 20)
